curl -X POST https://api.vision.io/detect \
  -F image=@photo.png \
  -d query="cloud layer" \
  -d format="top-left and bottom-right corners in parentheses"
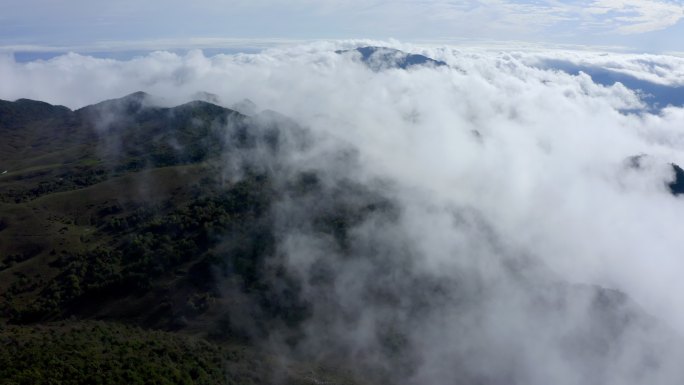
top-left (3, 41), bottom-right (684, 383)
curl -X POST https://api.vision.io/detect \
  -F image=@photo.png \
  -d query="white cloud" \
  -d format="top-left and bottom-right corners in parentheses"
top-left (3, 41), bottom-right (684, 383)
top-left (516, 48), bottom-right (684, 85)
top-left (2, 0), bottom-right (684, 53)
top-left (0, 38), bottom-right (308, 54)
top-left (585, 0), bottom-right (684, 33)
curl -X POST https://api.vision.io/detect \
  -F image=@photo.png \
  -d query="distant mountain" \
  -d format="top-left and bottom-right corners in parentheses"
top-left (0, 98), bottom-right (71, 126)
top-left (336, 46), bottom-right (447, 70)
top-left (628, 154), bottom-right (684, 196)
top-left (79, 91), bottom-right (162, 116)
top-left (670, 164), bottom-right (684, 195)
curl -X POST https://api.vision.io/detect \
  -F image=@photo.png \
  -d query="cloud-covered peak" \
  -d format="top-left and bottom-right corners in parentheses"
top-left (336, 46), bottom-right (447, 71)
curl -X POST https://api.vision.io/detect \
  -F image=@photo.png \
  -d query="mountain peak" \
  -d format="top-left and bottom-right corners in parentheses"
top-left (191, 91), bottom-right (221, 105)
top-left (231, 98), bottom-right (258, 116)
top-left (76, 91), bottom-right (163, 117)
top-left (125, 90), bottom-right (151, 99)
top-left (336, 46), bottom-right (447, 71)
top-left (0, 98), bottom-right (71, 127)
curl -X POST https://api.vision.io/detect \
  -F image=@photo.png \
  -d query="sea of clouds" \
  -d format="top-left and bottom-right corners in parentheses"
top-left (3, 40), bottom-right (684, 384)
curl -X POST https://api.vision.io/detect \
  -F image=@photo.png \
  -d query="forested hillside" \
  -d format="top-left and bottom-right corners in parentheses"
top-left (0, 92), bottom-right (365, 385)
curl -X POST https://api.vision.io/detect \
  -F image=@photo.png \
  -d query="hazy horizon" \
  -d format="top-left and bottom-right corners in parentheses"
top-left (3, 0), bottom-right (684, 55)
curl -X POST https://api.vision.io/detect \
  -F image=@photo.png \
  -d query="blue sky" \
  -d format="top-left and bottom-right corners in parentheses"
top-left (1, 0), bottom-right (684, 54)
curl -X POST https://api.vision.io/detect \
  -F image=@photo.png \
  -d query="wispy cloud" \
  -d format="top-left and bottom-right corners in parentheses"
top-left (0, 38), bottom-right (309, 54)
top-left (2, 0), bottom-right (684, 52)
top-left (416, 0), bottom-right (684, 35)
top-left (585, 0), bottom-right (684, 33)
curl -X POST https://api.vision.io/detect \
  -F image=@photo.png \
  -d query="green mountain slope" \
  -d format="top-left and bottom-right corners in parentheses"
top-left (0, 93), bottom-right (364, 385)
